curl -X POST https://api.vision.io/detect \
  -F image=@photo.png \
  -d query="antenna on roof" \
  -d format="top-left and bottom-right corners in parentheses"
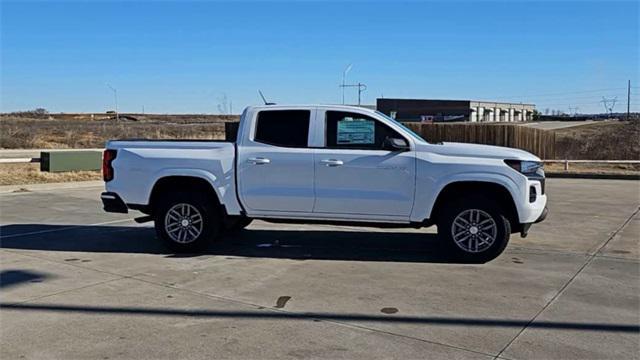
top-left (258, 90), bottom-right (276, 105)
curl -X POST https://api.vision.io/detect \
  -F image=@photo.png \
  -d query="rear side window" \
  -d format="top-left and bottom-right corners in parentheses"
top-left (254, 110), bottom-right (310, 148)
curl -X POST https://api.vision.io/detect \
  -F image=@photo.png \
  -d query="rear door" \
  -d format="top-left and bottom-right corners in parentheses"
top-left (313, 110), bottom-right (416, 218)
top-left (237, 109), bottom-right (315, 213)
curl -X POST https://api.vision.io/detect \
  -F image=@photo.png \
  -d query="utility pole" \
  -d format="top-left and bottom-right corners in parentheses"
top-left (106, 83), bottom-right (119, 122)
top-left (627, 80), bottom-right (631, 121)
top-left (357, 82), bottom-right (366, 105)
top-left (339, 82), bottom-right (367, 105)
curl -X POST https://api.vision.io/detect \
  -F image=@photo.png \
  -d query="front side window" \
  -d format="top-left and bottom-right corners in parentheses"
top-left (375, 111), bottom-right (425, 143)
top-left (254, 110), bottom-right (310, 147)
top-left (325, 111), bottom-right (404, 150)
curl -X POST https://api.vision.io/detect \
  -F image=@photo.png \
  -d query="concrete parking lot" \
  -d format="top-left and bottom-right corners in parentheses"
top-left (0, 179), bottom-right (638, 359)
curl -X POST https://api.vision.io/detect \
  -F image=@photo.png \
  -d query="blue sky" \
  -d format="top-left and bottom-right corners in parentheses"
top-left (1, 1), bottom-right (638, 114)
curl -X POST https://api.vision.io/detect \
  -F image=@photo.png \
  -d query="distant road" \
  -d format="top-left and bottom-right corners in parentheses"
top-left (519, 121), bottom-right (596, 130)
top-left (0, 148), bottom-right (102, 159)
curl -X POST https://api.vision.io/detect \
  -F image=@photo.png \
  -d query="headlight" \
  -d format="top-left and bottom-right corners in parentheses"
top-left (504, 160), bottom-right (543, 174)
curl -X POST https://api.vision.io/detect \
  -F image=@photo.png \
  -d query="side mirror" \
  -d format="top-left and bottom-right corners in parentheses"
top-left (383, 137), bottom-right (410, 152)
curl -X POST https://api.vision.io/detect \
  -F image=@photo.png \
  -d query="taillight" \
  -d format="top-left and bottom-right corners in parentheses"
top-left (103, 149), bottom-right (117, 182)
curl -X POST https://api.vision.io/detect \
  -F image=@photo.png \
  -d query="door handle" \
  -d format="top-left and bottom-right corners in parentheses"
top-left (320, 159), bottom-right (343, 167)
top-left (247, 157), bottom-right (271, 165)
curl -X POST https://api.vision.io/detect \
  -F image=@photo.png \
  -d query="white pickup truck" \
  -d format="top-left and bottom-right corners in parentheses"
top-left (101, 105), bottom-right (547, 262)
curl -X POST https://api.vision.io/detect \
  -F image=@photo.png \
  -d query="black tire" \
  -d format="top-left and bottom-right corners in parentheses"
top-left (154, 191), bottom-right (220, 252)
top-left (437, 196), bottom-right (511, 263)
top-left (225, 217), bottom-right (253, 232)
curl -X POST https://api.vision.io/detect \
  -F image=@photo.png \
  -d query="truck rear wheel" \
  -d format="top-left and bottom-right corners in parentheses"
top-left (437, 197), bottom-right (511, 263)
top-left (154, 191), bottom-right (220, 252)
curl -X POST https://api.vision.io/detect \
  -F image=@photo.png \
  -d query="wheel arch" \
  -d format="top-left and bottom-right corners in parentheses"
top-left (429, 180), bottom-right (520, 232)
top-left (148, 175), bottom-right (226, 216)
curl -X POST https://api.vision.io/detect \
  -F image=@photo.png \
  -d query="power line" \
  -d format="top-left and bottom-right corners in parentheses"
top-left (521, 93), bottom-right (629, 101)
top-left (539, 101), bottom-right (640, 108)
top-left (488, 87), bottom-right (627, 100)
top-left (568, 106), bottom-right (579, 116)
top-left (339, 82), bottom-right (367, 105)
top-left (541, 101), bottom-right (614, 107)
top-left (600, 96), bottom-right (618, 116)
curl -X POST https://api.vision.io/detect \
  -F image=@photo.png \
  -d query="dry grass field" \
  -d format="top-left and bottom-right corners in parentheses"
top-left (554, 120), bottom-right (640, 160)
top-left (545, 162), bottom-right (640, 175)
top-left (0, 163), bottom-right (101, 186)
top-left (0, 114), bottom-right (233, 185)
top-left (0, 114), bottom-right (232, 149)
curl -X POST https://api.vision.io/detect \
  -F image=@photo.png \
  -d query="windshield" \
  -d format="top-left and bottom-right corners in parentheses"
top-left (375, 111), bottom-right (427, 143)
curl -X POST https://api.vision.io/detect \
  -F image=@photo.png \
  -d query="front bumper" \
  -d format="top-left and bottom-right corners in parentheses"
top-left (520, 206), bottom-right (548, 238)
top-left (517, 172), bottom-right (548, 238)
top-left (101, 192), bottom-right (128, 213)
top-left (518, 179), bottom-right (547, 224)
top-left (535, 206), bottom-right (548, 223)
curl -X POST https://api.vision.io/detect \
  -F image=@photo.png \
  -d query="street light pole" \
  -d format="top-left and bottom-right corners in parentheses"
top-left (342, 64), bottom-right (352, 105)
top-left (106, 83), bottom-right (119, 122)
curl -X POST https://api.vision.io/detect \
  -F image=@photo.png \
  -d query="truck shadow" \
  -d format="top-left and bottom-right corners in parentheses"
top-left (217, 228), bottom-right (453, 263)
top-left (0, 224), bottom-right (454, 263)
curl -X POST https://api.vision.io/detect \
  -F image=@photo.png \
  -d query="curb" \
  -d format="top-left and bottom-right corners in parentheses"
top-left (546, 173), bottom-right (640, 180)
top-left (0, 180), bottom-right (104, 194)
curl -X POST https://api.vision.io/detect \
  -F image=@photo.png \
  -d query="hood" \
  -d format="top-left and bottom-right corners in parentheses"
top-left (423, 142), bottom-right (541, 161)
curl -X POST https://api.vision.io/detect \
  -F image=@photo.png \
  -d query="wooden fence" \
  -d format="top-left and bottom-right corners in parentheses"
top-left (404, 123), bottom-right (556, 159)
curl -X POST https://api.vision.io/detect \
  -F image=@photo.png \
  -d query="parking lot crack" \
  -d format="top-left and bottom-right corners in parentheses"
top-left (1, 248), bottom-right (135, 279)
top-left (0, 218), bottom-right (134, 239)
top-left (494, 205), bottom-right (640, 359)
top-left (121, 275), bottom-right (497, 358)
top-left (6, 276), bottom-right (128, 305)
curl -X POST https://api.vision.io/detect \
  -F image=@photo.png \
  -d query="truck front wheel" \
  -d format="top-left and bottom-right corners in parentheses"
top-left (437, 197), bottom-right (511, 263)
top-left (154, 191), bottom-right (220, 252)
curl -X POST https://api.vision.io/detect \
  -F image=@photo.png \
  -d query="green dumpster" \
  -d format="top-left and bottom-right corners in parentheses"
top-left (40, 151), bottom-right (102, 172)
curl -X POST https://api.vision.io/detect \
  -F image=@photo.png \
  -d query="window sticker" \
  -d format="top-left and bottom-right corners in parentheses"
top-left (337, 118), bottom-right (375, 144)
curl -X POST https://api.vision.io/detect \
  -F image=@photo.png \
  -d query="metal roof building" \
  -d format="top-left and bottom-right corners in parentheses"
top-left (376, 98), bottom-right (535, 122)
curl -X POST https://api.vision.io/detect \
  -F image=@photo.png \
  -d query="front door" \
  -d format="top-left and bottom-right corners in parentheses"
top-left (313, 110), bottom-right (416, 217)
top-left (237, 109), bottom-right (315, 213)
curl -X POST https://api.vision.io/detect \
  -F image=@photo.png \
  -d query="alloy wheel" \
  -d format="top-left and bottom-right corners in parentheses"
top-left (164, 203), bottom-right (204, 244)
top-left (450, 209), bottom-right (498, 253)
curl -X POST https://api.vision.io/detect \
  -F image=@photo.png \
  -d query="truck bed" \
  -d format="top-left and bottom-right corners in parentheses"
top-left (108, 138), bottom-right (232, 143)
top-left (104, 139), bottom-right (242, 215)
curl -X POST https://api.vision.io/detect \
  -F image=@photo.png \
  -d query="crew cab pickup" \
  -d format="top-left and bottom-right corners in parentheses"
top-left (101, 105), bottom-right (547, 262)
